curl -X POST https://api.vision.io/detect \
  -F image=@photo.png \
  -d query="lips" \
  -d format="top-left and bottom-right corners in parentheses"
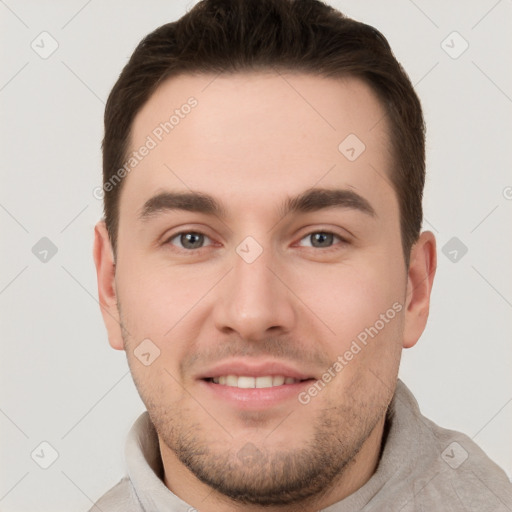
top-left (209, 375), bottom-right (303, 388)
top-left (196, 359), bottom-right (315, 384)
top-left (196, 360), bottom-right (316, 409)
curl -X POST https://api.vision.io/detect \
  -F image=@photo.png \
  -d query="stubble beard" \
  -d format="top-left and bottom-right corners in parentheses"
top-left (118, 308), bottom-right (394, 507)
top-left (143, 381), bottom-right (388, 507)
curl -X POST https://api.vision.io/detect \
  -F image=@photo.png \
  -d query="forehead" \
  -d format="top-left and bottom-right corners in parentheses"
top-left (121, 71), bottom-right (395, 220)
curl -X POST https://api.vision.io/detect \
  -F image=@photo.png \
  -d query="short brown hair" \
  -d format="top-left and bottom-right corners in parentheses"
top-left (102, 0), bottom-right (425, 266)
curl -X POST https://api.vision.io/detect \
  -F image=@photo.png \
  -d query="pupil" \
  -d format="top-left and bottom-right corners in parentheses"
top-left (182, 233), bottom-right (203, 249)
top-left (312, 232), bottom-right (332, 247)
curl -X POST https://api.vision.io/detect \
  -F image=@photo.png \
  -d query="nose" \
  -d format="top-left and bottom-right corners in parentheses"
top-left (212, 242), bottom-right (297, 342)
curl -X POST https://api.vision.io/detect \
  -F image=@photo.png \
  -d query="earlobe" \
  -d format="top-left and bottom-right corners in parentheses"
top-left (93, 221), bottom-right (124, 351)
top-left (402, 231), bottom-right (437, 349)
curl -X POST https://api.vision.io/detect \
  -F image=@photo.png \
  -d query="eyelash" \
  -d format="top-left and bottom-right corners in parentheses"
top-left (296, 231), bottom-right (349, 249)
top-left (163, 229), bottom-right (350, 253)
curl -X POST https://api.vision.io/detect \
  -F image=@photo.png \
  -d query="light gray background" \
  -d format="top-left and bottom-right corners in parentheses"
top-left (1, 1), bottom-right (511, 510)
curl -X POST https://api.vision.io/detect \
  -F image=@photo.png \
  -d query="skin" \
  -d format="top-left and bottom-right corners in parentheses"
top-left (94, 72), bottom-right (436, 511)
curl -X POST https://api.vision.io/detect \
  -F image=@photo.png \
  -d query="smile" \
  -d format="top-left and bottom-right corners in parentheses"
top-left (208, 375), bottom-right (304, 388)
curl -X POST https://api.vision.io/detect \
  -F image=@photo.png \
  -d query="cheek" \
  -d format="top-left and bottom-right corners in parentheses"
top-left (115, 259), bottom-right (213, 374)
top-left (117, 275), bottom-right (169, 333)
top-left (296, 258), bottom-right (406, 351)
top-left (115, 254), bottom-right (196, 331)
top-left (302, 265), bottom-right (405, 409)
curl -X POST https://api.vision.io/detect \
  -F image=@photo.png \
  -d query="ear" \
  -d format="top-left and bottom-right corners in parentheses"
top-left (93, 220), bottom-right (124, 350)
top-left (402, 231), bottom-right (437, 349)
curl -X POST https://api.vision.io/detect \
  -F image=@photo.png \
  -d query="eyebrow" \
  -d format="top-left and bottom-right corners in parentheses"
top-left (281, 187), bottom-right (376, 218)
top-left (138, 187), bottom-right (376, 222)
top-left (139, 190), bottom-right (225, 221)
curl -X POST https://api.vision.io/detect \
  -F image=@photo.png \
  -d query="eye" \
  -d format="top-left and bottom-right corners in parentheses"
top-left (297, 231), bottom-right (346, 249)
top-left (166, 231), bottom-right (213, 250)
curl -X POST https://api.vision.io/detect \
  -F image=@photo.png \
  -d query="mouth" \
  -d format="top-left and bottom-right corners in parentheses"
top-left (205, 375), bottom-right (309, 388)
top-left (197, 360), bottom-right (317, 409)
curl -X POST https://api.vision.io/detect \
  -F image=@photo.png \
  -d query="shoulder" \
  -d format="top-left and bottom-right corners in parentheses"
top-left (381, 382), bottom-right (512, 510)
top-left (89, 476), bottom-right (143, 512)
top-left (413, 421), bottom-right (512, 510)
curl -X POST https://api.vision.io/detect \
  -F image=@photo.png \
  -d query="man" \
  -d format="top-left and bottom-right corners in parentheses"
top-left (91, 0), bottom-right (512, 510)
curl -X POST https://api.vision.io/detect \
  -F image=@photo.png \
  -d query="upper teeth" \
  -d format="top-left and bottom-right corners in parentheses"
top-left (211, 375), bottom-right (300, 388)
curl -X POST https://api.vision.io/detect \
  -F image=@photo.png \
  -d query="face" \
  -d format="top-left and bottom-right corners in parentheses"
top-left (95, 72), bottom-right (436, 508)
